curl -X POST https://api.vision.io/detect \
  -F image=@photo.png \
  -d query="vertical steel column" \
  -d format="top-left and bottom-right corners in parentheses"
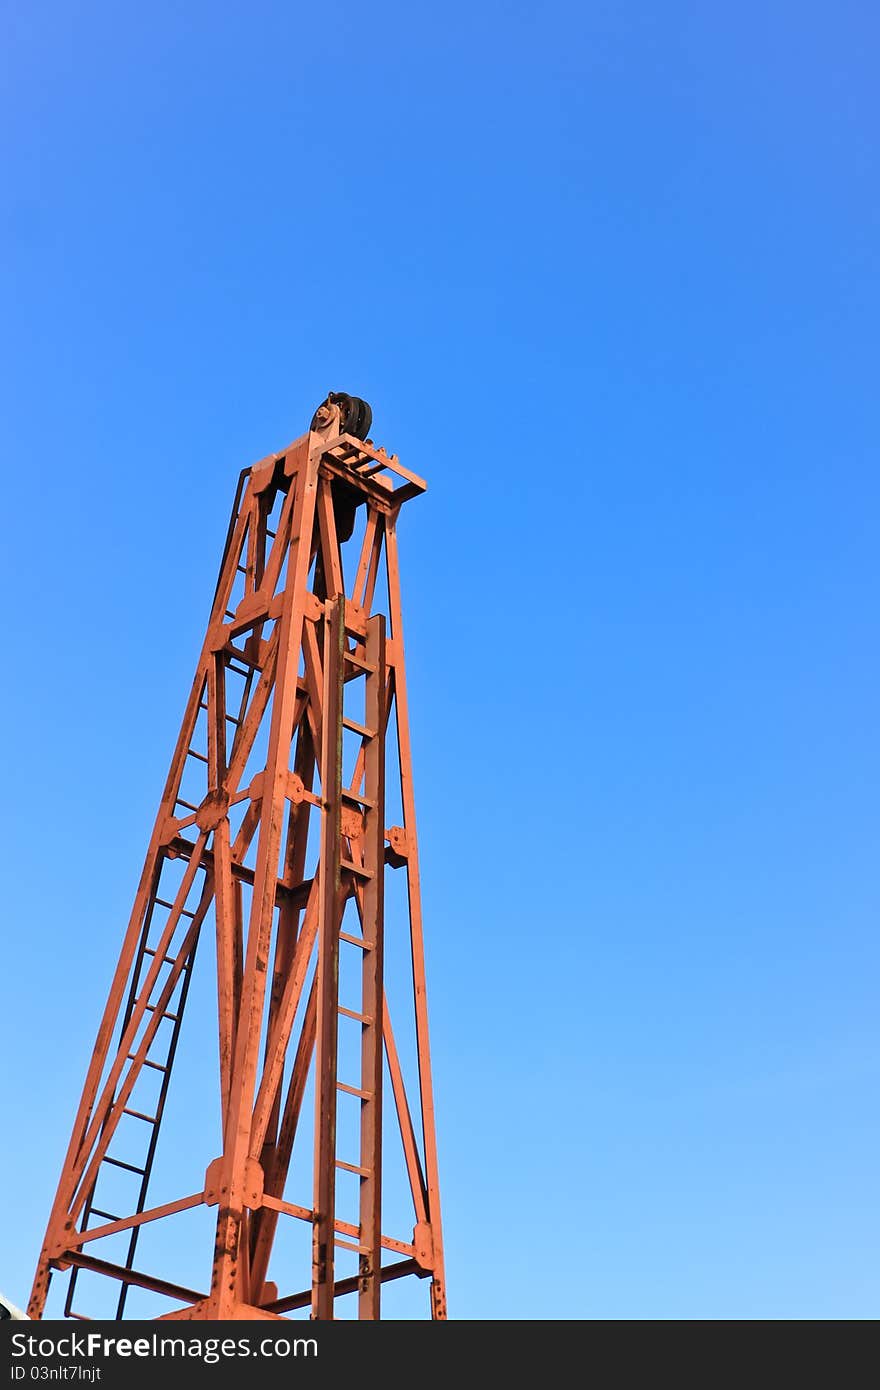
top-left (385, 516), bottom-right (448, 1320)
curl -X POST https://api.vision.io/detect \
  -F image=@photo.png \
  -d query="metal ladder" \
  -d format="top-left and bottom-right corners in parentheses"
top-left (313, 596), bottom-right (387, 1318)
top-left (64, 860), bottom-right (203, 1319)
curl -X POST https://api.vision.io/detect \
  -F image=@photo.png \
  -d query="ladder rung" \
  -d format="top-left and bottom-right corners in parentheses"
top-left (336, 1081), bottom-right (372, 1099)
top-left (342, 716), bottom-right (377, 739)
top-left (338, 1005), bottom-right (372, 1025)
top-left (89, 1208), bottom-right (120, 1223)
top-left (104, 1156), bottom-right (146, 1175)
top-left (340, 859), bottom-right (373, 880)
top-left (130, 1056), bottom-right (167, 1073)
top-left (265, 528), bottom-right (277, 539)
top-left (335, 1160), bottom-right (371, 1177)
top-left (342, 787), bottom-right (374, 809)
top-left (186, 748), bottom-right (209, 764)
top-left (143, 948), bottom-right (176, 966)
top-left (123, 1107), bottom-right (158, 1124)
top-left (224, 609), bottom-right (236, 619)
top-left (334, 1237), bottom-right (367, 1253)
top-left (155, 898), bottom-right (196, 919)
top-left (228, 662), bottom-right (249, 678)
top-left (344, 649), bottom-right (376, 673)
top-left (339, 931), bottom-right (373, 950)
top-left (144, 1004), bottom-right (180, 1022)
top-left (236, 564), bottom-right (247, 575)
top-left (198, 701), bottom-right (241, 727)
top-left (174, 798), bottom-right (200, 813)
top-left (227, 645), bottom-right (262, 670)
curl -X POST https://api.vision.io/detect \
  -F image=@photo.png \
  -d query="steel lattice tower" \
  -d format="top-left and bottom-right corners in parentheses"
top-left (30, 396), bottom-right (447, 1320)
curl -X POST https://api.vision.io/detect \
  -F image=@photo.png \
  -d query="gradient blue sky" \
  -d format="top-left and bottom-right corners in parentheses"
top-left (2, 2), bottom-right (878, 1319)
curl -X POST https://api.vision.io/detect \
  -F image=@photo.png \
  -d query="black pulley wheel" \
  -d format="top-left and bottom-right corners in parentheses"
top-left (311, 392), bottom-right (373, 440)
top-left (352, 397), bottom-right (372, 440)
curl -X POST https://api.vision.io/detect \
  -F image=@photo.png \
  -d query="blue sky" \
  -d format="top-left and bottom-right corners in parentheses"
top-left (1, 1), bottom-right (878, 1319)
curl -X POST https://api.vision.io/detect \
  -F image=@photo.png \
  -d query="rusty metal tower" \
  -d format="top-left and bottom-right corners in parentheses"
top-left (30, 395), bottom-right (447, 1321)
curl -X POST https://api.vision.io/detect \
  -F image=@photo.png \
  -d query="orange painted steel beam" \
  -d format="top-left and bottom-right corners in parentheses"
top-left (29, 398), bottom-right (446, 1321)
